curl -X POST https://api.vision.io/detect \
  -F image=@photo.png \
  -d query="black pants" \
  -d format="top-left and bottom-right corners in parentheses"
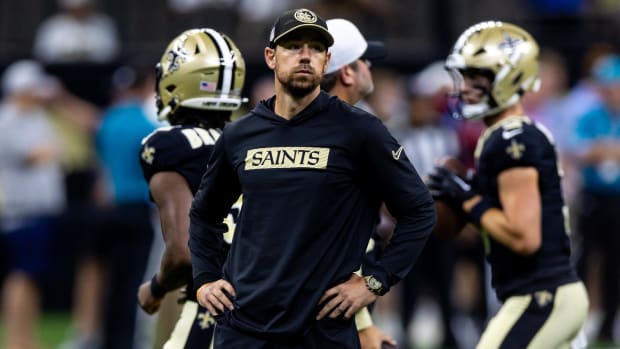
top-left (94, 203), bottom-right (154, 349)
top-left (213, 318), bottom-right (361, 349)
top-left (577, 191), bottom-right (620, 341)
top-left (400, 235), bottom-right (459, 348)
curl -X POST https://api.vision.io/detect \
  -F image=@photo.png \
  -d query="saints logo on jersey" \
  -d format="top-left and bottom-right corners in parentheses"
top-left (141, 146), bottom-right (156, 165)
top-left (534, 290), bottom-right (553, 307)
top-left (197, 310), bottom-right (216, 330)
top-left (506, 139), bottom-right (525, 160)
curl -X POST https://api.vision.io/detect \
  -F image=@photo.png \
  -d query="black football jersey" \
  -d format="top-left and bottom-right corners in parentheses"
top-left (140, 125), bottom-right (221, 195)
top-left (474, 115), bottom-right (577, 300)
top-left (140, 124), bottom-right (230, 302)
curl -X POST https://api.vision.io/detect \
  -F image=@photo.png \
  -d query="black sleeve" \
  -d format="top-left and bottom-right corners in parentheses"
top-left (360, 117), bottom-right (436, 292)
top-left (189, 129), bottom-right (241, 289)
top-left (485, 125), bottom-right (544, 175)
top-left (139, 128), bottom-right (185, 183)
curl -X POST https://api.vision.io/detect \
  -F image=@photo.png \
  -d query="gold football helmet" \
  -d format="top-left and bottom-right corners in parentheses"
top-left (156, 28), bottom-right (246, 120)
top-left (445, 21), bottom-right (540, 120)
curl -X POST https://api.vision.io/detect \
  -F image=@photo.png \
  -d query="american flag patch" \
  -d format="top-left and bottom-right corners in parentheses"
top-left (200, 81), bottom-right (216, 91)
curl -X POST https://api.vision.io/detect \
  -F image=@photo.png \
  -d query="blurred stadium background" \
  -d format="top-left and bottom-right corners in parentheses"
top-left (2, 0), bottom-right (620, 104)
top-left (1, 0), bottom-right (620, 348)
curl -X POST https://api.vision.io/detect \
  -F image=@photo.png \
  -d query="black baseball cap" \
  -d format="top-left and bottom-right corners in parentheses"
top-left (362, 41), bottom-right (387, 61)
top-left (268, 8), bottom-right (334, 48)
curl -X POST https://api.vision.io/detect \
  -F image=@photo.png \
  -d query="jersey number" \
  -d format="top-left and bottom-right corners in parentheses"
top-left (181, 128), bottom-right (221, 149)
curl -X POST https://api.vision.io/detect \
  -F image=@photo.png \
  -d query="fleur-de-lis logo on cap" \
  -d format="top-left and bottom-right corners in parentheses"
top-left (294, 9), bottom-right (317, 23)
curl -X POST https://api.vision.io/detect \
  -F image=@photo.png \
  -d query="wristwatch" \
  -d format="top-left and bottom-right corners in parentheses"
top-left (363, 275), bottom-right (384, 296)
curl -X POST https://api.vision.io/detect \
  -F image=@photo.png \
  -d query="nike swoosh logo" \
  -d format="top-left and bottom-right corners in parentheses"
top-left (392, 146), bottom-right (404, 160)
top-left (502, 128), bottom-right (523, 139)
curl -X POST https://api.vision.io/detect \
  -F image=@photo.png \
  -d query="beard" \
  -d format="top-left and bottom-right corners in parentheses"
top-left (276, 67), bottom-right (322, 98)
top-left (360, 80), bottom-right (374, 97)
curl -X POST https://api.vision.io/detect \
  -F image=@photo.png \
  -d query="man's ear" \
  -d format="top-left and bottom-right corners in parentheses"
top-left (339, 65), bottom-right (355, 86)
top-left (265, 47), bottom-right (276, 70)
top-left (322, 51), bottom-right (331, 75)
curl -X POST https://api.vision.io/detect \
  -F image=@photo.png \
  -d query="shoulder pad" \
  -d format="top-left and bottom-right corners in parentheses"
top-left (479, 116), bottom-right (548, 172)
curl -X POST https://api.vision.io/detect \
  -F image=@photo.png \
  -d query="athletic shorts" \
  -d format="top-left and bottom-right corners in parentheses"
top-left (2, 216), bottom-right (55, 281)
top-left (476, 281), bottom-right (589, 349)
top-left (164, 300), bottom-right (216, 349)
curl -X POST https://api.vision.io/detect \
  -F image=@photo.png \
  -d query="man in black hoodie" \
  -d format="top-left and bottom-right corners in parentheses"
top-left (189, 8), bottom-right (435, 349)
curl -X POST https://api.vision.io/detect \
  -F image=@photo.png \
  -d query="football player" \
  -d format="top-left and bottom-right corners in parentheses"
top-left (428, 21), bottom-right (589, 349)
top-left (137, 28), bottom-right (245, 348)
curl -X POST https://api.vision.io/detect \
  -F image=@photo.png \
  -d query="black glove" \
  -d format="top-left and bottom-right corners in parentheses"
top-left (427, 166), bottom-right (477, 209)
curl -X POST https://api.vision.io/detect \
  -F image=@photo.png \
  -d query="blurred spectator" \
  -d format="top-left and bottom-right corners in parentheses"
top-left (522, 48), bottom-right (582, 204)
top-left (237, 0), bottom-right (294, 22)
top-left (563, 43), bottom-right (616, 142)
top-left (0, 60), bottom-right (66, 349)
top-left (555, 43), bottom-right (617, 206)
top-left (364, 68), bottom-right (409, 134)
top-left (396, 61), bottom-right (462, 349)
top-left (33, 0), bottom-right (119, 64)
top-left (61, 64), bottom-right (156, 349)
top-left (167, 0), bottom-right (235, 13)
top-left (46, 69), bottom-right (103, 349)
top-left (97, 64), bottom-right (157, 349)
top-left (400, 61), bottom-right (460, 176)
top-left (522, 48), bottom-right (570, 142)
top-left (571, 54), bottom-right (620, 346)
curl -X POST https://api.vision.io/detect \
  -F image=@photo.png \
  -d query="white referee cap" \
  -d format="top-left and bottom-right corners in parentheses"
top-left (325, 18), bottom-right (386, 75)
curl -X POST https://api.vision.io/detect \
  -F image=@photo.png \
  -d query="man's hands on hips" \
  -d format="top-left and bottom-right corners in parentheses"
top-left (317, 274), bottom-right (377, 320)
top-left (196, 279), bottom-right (236, 316)
top-left (138, 281), bottom-right (163, 314)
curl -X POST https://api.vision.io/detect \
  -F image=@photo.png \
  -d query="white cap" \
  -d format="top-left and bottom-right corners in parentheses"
top-left (1, 60), bottom-right (57, 96)
top-left (409, 61), bottom-right (453, 96)
top-left (326, 19), bottom-right (386, 75)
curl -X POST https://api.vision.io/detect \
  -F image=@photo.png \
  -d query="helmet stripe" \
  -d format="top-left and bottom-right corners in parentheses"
top-left (204, 29), bottom-right (233, 97)
top-left (223, 36), bottom-right (238, 97)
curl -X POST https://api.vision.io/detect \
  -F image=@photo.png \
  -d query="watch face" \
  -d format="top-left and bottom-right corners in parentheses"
top-left (367, 276), bottom-right (382, 290)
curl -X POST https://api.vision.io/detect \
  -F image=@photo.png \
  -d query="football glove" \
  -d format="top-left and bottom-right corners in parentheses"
top-left (427, 166), bottom-right (476, 209)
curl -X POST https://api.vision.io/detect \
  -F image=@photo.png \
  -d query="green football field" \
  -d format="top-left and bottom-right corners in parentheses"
top-left (0, 312), bottom-right (72, 348)
top-left (0, 312), bottom-right (617, 349)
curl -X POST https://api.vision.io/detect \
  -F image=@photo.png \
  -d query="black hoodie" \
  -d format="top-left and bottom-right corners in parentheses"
top-left (189, 91), bottom-right (435, 338)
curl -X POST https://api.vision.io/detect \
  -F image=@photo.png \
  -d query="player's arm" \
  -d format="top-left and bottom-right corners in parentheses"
top-left (356, 308), bottom-right (397, 349)
top-left (463, 167), bottom-right (541, 255)
top-left (138, 171), bottom-right (193, 314)
top-left (151, 171), bottom-right (194, 288)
